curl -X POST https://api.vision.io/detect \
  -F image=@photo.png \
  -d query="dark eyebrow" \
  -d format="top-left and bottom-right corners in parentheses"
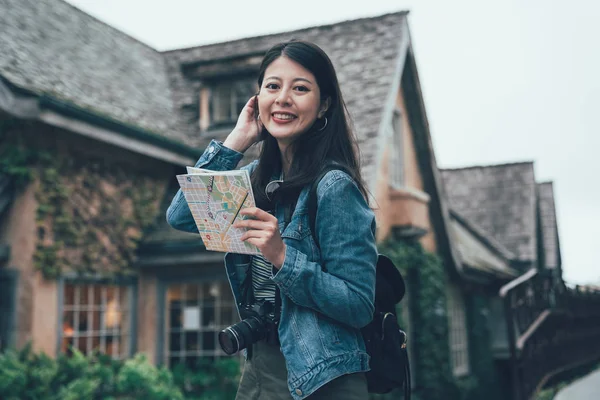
top-left (265, 76), bottom-right (313, 85)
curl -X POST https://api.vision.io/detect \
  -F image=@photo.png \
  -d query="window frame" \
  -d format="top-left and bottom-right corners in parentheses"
top-left (389, 107), bottom-right (405, 189)
top-left (0, 268), bottom-right (19, 351)
top-left (56, 276), bottom-right (137, 359)
top-left (156, 265), bottom-right (239, 367)
top-left (446, 283), bottom-right (470, 377)
top-left (204, 76), bottom-right (258, 131)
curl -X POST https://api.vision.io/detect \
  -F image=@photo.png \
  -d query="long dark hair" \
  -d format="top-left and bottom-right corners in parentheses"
top-left (251, 40), bottom-right (367, 209)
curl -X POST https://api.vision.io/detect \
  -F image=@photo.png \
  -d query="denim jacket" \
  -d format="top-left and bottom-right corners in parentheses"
top-left (166, 140), bottom-right (377, 399)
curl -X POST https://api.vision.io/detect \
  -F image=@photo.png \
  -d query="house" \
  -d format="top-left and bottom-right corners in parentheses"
top-left (0, 0), bottom-right (200, 358)
top-left (437, 163), bottom-right (564, 398)
top-left (1, 0), bottom-right (580, 398)
top-left (440, 163), bottom-right (562, 275)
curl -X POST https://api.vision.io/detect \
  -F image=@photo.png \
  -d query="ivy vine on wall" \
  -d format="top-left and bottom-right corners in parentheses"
top-left (460, 294), bottom-right (505, 400)
top-left (377, 233), bottom-right (460, 400)
top-left (0, 121), bottom-right (164, 278)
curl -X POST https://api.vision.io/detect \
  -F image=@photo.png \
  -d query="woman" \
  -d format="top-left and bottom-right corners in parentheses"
top-left (166, 40), bottom-right (377, 400)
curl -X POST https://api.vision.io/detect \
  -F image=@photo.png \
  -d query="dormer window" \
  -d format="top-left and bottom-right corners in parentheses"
top-left (182, 53), bottom-right (263, 132)
top-left (204, 77), bottom-right (257, 130)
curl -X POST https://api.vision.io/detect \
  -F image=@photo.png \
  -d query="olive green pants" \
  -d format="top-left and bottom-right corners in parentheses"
top-left (235, 340), bottom-right (368, 400)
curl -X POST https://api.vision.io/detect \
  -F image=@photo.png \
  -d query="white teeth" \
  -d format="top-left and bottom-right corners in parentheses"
top-left (273, 113), bottom-right (296, 120)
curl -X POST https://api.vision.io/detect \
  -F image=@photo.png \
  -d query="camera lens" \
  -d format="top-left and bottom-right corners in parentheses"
top-left (218, 316), bottom-right (266, 355)
top-left (218, 328), bottom-right (239, 355)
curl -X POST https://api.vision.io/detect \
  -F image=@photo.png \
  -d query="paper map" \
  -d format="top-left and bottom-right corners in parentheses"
top-left (176, 168), bottom-right (260, 255)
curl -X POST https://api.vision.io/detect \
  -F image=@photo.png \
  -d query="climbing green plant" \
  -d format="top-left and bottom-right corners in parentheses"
top-left (0, 122), bottom-right (164, 278)
top-left (376, 235), bottom-right (512, 400)
top-left (34, 158), bottom-right (162, 278)
top-left (0, 121), bottom-right (42, 188)
top-left (34, 157), bottom-right (73, 278)
top-left (459, 295), bottom-right (506, 400)
top-left (377, 234), bottom-right (460, 400)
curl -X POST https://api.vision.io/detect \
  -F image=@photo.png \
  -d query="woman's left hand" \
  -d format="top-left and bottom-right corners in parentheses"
top-left (234, 207), bottom-right (286, 269)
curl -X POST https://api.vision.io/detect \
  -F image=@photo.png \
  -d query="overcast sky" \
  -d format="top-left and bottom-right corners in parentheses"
top-left (65, 0), bottom-right (599, 285)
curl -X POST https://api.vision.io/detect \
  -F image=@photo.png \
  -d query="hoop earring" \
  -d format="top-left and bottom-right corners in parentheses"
top-left (318, 117), bottom-right (328, 131)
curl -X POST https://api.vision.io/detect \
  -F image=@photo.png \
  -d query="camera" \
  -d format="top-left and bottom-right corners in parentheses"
top-left (218, 301), bottom-right (280, 355)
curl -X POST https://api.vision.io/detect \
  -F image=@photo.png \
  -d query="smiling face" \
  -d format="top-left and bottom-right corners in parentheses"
top-left (257, 56), bottom-right (329, 149)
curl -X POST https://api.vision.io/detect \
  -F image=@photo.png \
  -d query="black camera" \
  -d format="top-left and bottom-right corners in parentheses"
top-left (218, 301), bottom-right (280, 355)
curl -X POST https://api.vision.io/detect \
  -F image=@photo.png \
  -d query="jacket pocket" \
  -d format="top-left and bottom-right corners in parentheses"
top-left (317, 313), bottom-right (341, 346)
top-left (281, 212), bottom-right (310, 240)
top-left (281, 212), bottom-right (318, 261)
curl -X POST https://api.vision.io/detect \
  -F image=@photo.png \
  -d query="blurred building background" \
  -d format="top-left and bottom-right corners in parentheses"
top-left (1, 1), bottom-right (599, 399)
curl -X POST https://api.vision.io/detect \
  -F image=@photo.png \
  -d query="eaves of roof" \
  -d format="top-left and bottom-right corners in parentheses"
top-left (0, 79), bottom-right (202, 164)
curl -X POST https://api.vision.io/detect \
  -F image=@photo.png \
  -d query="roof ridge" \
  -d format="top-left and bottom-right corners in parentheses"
top-left (440, 160), bottom-right (534, 171)
top-left (61, 0), bottom-right (161, 53)
top-left (162, 10), bottom-right (409, 53)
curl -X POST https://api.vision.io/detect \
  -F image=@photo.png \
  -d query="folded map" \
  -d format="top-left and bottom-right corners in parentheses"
top-left (176, 167), bottom-right (260, 255)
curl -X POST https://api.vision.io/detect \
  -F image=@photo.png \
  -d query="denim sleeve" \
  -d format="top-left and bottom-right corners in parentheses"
top-left (272, 171), bottom-right (377, 329)
top-left (165, 140), bottom-right (255, 232)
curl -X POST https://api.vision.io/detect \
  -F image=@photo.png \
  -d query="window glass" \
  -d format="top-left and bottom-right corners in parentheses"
top-left (165, 281), bottom-right (236, 368)
top-left (61, 283), bottom-right (131, 359)
top-left (209, 78), bottom-right (257, 128)
top-left (447, 284), bottom-right (470, 376)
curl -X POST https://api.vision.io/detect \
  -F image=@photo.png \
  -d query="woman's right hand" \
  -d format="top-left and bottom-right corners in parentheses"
top-left (223, 96), bottom-right (263, 153)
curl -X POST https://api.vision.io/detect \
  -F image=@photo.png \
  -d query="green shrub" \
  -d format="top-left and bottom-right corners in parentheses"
top-left (0, 344), bottom-right (240, 400)
top-left (171, 358), bottom-right (241, 400)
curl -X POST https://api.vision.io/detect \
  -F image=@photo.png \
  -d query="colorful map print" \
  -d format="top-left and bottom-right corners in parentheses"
top-left (176, 170), bottom-right (260, 255)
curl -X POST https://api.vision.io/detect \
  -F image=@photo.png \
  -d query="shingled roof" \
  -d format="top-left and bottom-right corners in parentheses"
top-left (1, 0), bottom-right (410, 178)
top-left (537, 182), bottom-right (561, 270)
top-left (0, 0), bottom-right (191, 145)
top-left (162, 11), bottom-right (409, 183)
top-left (440, 162), bottom-right (538, 264)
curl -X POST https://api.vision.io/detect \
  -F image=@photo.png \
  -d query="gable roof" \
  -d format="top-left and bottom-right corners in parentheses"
top-left (0, 0), bottom-right (191, 145)
top-left (162, 11), bottom-right (410, 184)
top-left (1, 1), bottom-right (411, 176)
top-left (537, 182), bottom-right (561, 270)
top-left (450, 209), bottom-right (516, 261)
top-left (2, 1), bottom-right (528, 284)
top-left (449, 210), bottom-right (519, 279)
top-left (141, 12), bottom-right (413, 261)
top-left (440, 162), bottom-right (538, 264)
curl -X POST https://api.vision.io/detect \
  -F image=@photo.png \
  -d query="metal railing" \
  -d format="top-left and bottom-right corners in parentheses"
top-left (500, 269), bottom-right (600, 400)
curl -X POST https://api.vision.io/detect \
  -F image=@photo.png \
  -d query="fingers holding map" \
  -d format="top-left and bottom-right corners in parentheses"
top-left (176, 167), bottom-right (260, 255)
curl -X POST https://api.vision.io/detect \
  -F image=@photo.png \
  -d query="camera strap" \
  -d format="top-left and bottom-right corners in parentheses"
top-left (271, 200), bottom-right (292, 336)
top-left (240, 262), bottom-right (255, 305)
top-left (243, 197), bottom-right (295, 360)
top-left (274, 199), bottom-right (296, 323)
top-left (274, 285), bottom-right (282, 323)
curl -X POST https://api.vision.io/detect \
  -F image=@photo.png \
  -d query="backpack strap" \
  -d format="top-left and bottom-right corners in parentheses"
top-left (308, 166), bottom-right (406, 308)
top-left (307, 164), bottom-right (353, 247)
top-left (307, 165), bottom-right (411, 398)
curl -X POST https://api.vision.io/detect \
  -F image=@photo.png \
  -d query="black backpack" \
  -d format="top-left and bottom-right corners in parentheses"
top-left (307, 165), bottom-right (411, 398)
